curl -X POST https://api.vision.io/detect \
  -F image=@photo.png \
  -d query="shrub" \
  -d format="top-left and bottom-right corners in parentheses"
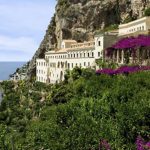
top-left (145, 8), bottom-right (150, 16)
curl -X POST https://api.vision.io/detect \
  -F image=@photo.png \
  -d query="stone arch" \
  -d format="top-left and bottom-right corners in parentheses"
top-left (58, 62), bottom-right (60, 68)
top-left (60, 71), bottom-right (63, 81)
top-left (65, 61), bottom-right (67, 68)
top-left (61, 62), bottom-right (64, 68)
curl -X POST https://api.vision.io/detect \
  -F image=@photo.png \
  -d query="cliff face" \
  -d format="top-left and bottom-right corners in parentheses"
top-left (27, 0), bottom-right (150, 78)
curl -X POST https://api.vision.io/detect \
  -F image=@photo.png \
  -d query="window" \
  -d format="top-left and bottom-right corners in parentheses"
top-left (80, 53), bottom-right (82, 57)
top-left (84, 62), bottom-right (86, 66)
top-left (84, 53), bottom-right (86, 57)
top-left (142, 26), bottom-right (144, 30)
top-left (88, 62), bottom-right (90, 66)
top-left (72, 63), bottom-right (73, 68)
top-left (92, 52), bottom-right (94, 57)
top-left (88, 53), bottom-right (90, 57)
top-left (98, 41), bottom-right (101, 46)
top-left (74, 54), bottom-right (76, 58)
top-left (68, 63), bottom-right (70, 69)
top-left (98, 52), bottom-right (100, 57)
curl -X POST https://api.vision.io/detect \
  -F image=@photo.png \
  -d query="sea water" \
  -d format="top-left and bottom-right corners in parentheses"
top-left (0, 62), bottom-right (26, 81)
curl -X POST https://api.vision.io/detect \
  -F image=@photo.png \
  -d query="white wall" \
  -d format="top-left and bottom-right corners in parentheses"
top-left (94, 35), bottom-right (104, 59)
top-left (36, 34), bottom-right (117, 84)
top-left (36, 59), bottom-right (47, 83)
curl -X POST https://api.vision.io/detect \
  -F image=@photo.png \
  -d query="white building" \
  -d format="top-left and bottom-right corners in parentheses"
top-left (119, 16), bottom-right (150, 36)
top-left (36, 34), bottom-right (117, 83)
top-left (9, 73), bottom-right (26, 81)
top-left (36, 16), bottom-right (150, 84)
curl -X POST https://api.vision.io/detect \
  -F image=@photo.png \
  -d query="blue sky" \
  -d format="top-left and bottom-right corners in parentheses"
top-left (0, 0), bottom-right (56, 61)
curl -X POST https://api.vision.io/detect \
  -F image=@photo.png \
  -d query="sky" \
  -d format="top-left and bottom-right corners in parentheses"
top-left (0, 0), bottom-right (56, 61)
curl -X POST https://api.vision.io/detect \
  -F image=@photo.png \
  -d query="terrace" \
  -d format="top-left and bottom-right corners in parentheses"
top-left (106, 35), bottom-right (150, 65)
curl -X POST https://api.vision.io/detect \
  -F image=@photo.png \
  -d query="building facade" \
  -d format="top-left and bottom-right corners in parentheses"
top-left (36, 16), bottom-right (150, 84)
top-left (9, 72), bottom-right (26, 81)
top-left (106, 16), bottom-right (150, 65)
top-left (118, 16), bottom-right (150, 36)
top-left (36, 34), bottom-right (117, 83)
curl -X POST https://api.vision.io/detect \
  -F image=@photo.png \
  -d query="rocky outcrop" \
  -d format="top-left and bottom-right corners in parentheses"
top-left (26, 0), bottom-right (150, 78)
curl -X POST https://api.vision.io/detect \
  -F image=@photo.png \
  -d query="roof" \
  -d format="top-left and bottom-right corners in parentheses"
top-left (71, 41), bottom-right (94, 46)
top-left (62, 40), bottom-right (77, 43)
top-left (46, 49), bottom-right (67, 54)
top-left (55, 49), bottom-right (67, 53)
top-left (67, 46), bottom-right (94, 52)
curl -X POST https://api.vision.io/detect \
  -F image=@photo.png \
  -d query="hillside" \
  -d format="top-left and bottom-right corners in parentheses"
top-left (0, 68), bottom-right (150, 149)
top-left (27, 0), bottom-right (150, 78)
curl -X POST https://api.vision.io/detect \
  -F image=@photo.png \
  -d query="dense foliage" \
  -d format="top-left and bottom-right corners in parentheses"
top-left (0, 68), bottom-right (150, 149)
top-left (145, 8), bottom-right (150, 16)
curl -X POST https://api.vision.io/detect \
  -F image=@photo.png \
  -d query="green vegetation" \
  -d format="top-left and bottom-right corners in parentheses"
top-left (123, 16), bottom-right (133, 24)
top-left (0, 68), bottom-right (150, 149)
top-left (95, 24), bottom-right (118, 35)
top-left (145, 8), bottom-right (150, 16)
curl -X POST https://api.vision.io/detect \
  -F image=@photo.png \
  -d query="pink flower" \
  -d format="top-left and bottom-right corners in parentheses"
top-left (136, 136), bottom-right (145, 150)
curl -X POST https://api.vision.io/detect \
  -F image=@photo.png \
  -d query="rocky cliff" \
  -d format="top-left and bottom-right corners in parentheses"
top-left (27, 0), bottom-right (150, 78)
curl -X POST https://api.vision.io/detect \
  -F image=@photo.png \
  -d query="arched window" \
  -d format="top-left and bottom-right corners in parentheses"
top-left (84, 53), bottom-right (86, 57)
top-left (80, 53), bottom-right (82, 57)
top-left (142, 26), bottom-right (144, 30)
top-left (68, 63), bottom-right (70, 69)
top-left (92, 52), bottom-right (94, 57)
top-left (98, 41), bottom-right (101, 46)
top-left (58, 62), bottom-right (60, 68)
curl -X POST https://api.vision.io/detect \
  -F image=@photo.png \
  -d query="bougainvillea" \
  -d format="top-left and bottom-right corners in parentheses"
top-left (145, 142), bottom-right (150, 149)
top-left (98, 137), bottom-right (150, 150)
top-left (136, 136), bottom-right (145, 150)
top-left (99, 139), bottom-right (111, 150)
top-left (106, 35), bottom-right (150, 57)
top-left (96, 66), bottom-right (150, 75)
